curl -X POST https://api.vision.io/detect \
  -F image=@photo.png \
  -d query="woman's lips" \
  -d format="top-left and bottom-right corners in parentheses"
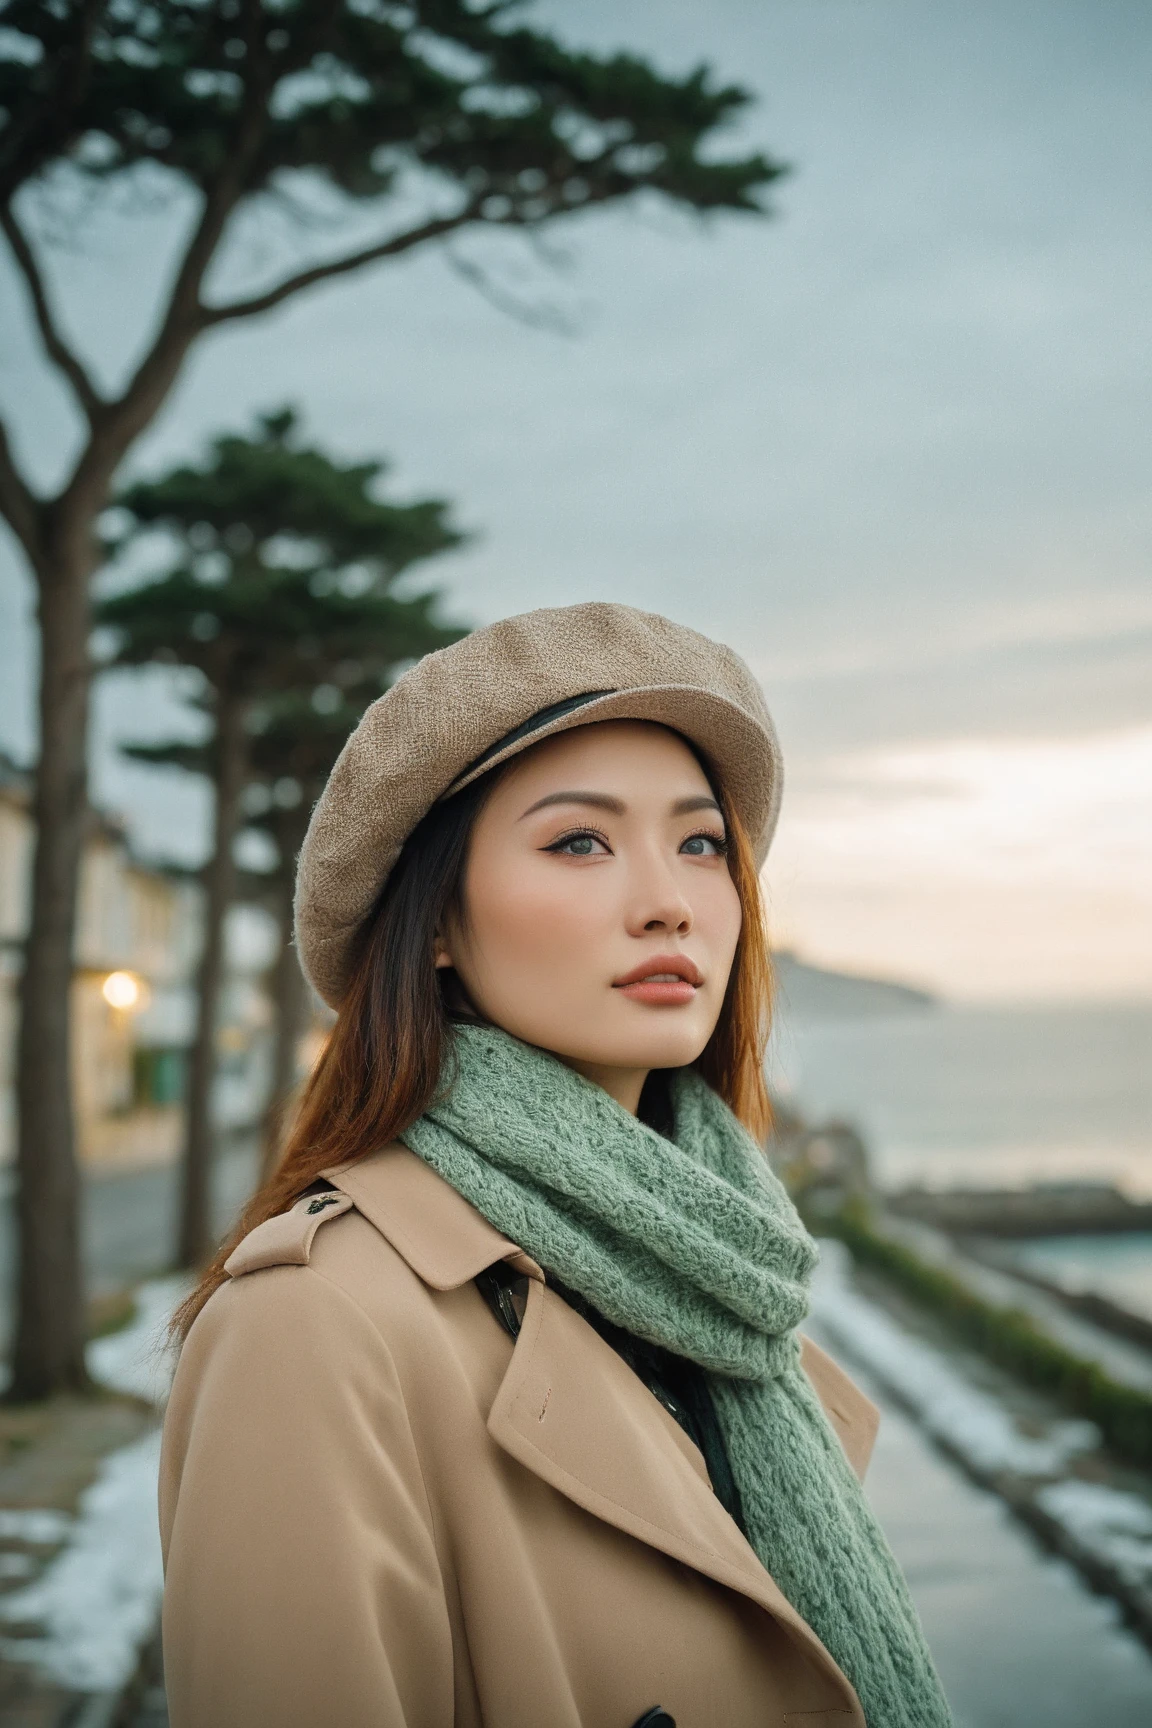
top-left (616, 977), bottom-right (698, 1005)
top-left (612, 956), bottom-right (702, 1006)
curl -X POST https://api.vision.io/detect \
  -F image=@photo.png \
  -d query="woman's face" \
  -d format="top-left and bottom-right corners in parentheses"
top-left (436, 720), bottom-right (743, 1113)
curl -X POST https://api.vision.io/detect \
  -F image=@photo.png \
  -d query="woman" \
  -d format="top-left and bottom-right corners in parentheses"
top-left (160, 602), bottom-right (952, 1728)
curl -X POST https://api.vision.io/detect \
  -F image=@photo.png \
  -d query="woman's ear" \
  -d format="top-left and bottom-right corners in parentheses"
top-left (433, 932), bottom-right (454, 970)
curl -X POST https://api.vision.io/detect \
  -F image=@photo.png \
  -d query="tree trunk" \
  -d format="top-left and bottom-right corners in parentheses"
top-left (176, 689), bottom-right (247, 1269)
top-left (9, 547), bottom-right (92, 1398)
top-left (259, 874), bottom-right (308, 1182)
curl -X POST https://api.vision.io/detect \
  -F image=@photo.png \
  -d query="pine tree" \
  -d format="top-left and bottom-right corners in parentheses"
top-left (129, 682), bottom-right (390, 1192)
top-left (98, 410), bottom-right (466, 1266)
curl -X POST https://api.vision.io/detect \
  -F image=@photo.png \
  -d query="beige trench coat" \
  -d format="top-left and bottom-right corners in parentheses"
top-left (160, 1142), bottom-right (880, 1728)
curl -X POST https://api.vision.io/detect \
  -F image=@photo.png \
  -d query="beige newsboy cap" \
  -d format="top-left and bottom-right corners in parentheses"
top-left (295, 602), bottom-right (783, 1007)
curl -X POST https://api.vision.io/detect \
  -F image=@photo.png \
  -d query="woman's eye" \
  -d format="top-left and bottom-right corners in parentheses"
top-left (547, 831), bottom-right (610, 857)
top-left (680, 832), bottom-right (727, 857)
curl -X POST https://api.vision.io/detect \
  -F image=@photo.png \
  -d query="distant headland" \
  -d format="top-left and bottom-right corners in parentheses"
top-left (770, 947), bottom-right (938, 1019)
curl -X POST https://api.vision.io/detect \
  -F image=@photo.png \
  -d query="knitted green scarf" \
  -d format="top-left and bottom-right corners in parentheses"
top-left (403, 1024), bottom-right (952, 1728)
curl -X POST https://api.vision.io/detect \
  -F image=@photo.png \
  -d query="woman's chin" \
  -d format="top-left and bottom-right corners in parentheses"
top-left (544, 1030), bottom-right (712, 1075)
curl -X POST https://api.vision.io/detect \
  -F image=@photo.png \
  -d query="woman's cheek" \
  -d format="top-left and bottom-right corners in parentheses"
top-left (700, 880), bottom-right (743, 980)
top-left (503, 877), bottom-right (608, 972)
top-left (468, 870), bottom-right (580, 979)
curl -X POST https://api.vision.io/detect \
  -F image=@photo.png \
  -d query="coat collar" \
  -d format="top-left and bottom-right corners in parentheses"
top-left (325, 1141), bottom-right (863, 1719)
top-left (324, 1139), bottom-right (541, 1288)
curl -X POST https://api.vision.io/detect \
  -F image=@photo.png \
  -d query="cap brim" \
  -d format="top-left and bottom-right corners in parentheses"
top-left (444, 684), bottom-right (783, 867)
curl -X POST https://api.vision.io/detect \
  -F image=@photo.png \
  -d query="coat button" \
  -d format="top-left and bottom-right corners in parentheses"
top-left (631, 1711), bottom-right (676, 1728)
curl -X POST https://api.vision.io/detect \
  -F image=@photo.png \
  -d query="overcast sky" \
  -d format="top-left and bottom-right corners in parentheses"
top-left (2, 0), bottom-right (1149, 1001)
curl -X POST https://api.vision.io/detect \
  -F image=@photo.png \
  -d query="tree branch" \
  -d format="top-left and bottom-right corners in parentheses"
top-left (52, 145), bottom-right (262, 526)
top-left (200, 206), bottom-right (484, 326)
top-left (0, 203), bottom-right (104, 425)
top-left (444, 247), bottom-right (579, 336)
top-left (0, 413), bottom-right (44, 566)
top-left (53, 48), bottom-right (279, 523)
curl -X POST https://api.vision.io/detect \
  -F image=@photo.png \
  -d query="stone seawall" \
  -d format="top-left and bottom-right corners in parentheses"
top-left (889, 1183), bottom-right (1152, 1237)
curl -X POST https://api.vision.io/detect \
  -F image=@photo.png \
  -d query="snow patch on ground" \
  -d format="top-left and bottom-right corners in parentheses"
top-left (809, 1239), bottom-right (1100, 1478)
top-left (1036, 1479), bottom-right (1152, 1592)
top-left (810, 1239), bottom-right (1152, 1622)
top-left (87, 1274), bottom-right (185, 1405)
top-left (0, 1510), bottom-right (72, 1545)
top-left (0, 1276), bottom-right (184, 1691)
top-left (0, 1429), bottom-right (163, 1689)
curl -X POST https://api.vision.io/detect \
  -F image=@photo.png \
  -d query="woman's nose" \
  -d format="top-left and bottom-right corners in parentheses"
top-left (626, 854), bottom-right (693, 936)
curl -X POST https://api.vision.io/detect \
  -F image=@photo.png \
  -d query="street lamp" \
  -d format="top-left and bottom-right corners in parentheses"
top-left (102, 970), bottom-right (141, 1011)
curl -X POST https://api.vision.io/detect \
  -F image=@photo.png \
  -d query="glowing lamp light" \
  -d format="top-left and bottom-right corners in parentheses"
top-left (102, 970), bottom-right (141, 1011)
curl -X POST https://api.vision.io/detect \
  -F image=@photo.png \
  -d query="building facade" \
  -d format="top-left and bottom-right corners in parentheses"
top-left (0, 754), bottom-right (274, 1170)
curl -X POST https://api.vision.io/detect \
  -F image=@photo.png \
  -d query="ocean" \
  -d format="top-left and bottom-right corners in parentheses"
top-left (767, 998), bottom-right (1152, 1319)
top-left (766, 1000), bottom-right (1152, 1198)
top-left (1009, 1232), bottom-right (1152, 1327)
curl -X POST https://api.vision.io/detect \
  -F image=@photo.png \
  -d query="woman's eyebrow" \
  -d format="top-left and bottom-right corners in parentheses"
top-left (518, 791), bottom-right (723, 820)
top-left (519, 791), bottom-right (625, 819)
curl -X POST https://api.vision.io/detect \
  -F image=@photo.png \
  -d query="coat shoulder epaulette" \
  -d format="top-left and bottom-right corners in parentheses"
top-left (224, 1191), bottom-right (354, 1279)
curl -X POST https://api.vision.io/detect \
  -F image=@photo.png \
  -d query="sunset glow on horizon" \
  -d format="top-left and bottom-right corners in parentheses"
top-left (765, 726), bottom-right (1152, 1003)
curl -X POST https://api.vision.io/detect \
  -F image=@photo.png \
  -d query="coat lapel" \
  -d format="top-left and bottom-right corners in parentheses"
top-left (489, 1273), bottom-right (860, 1704)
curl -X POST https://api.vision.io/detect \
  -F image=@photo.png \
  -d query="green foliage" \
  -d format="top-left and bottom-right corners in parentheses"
top-left (97, 408), bottom-right (467, 885)
top-left (0, 0), bottom-right (782, 221)
top-left (242, 686), bottom-right (383, 881)
top-left (109, 409), bottom-right (456, 570)
top-left (824, 1201), bottom-right (1152, 1470)
top-left (97, 406), bottom-right (466, 704)
top-left (244, 681), bottom-right (381, 793)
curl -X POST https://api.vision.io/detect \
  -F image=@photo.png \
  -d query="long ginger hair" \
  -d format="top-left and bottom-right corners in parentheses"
top-left (175, 742), bottom-right (775, 1340)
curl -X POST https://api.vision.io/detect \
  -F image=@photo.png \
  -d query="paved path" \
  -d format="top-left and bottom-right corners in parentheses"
top-left (807, 1319), bottom-right (1152, 1726)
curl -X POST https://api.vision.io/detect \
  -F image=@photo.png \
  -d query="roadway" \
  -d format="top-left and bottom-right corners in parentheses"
top-left (0, 1141), bottom-right (260, 1352)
